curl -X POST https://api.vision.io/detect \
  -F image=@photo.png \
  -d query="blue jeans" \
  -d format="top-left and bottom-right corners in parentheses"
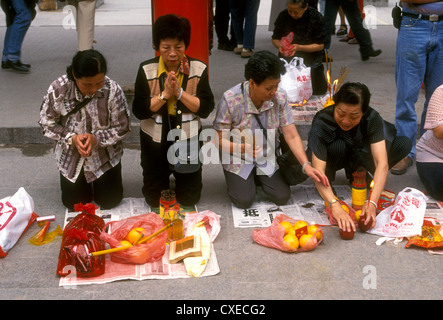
top-left (395, 10), bottom-right (443, 159)
top-left (2, 0), bottom-right (34, 62)
top-left (229, 0), bottom-right (260, 49)
top-left (323, 0), bottom-right (373, 55)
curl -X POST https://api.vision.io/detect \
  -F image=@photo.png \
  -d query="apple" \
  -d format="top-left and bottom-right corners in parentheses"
top-left (339, 228), bottom-right (354, 240)
top-left (358, 214), bottom-right (372, 232)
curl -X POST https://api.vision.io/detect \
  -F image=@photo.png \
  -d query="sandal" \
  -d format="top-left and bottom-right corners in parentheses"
top-left (347, 38), bottom-right (358, 45)
top-left (339, 35), bottom-right (352, 42)
top-left (336, 24), bottom-right (347, 37)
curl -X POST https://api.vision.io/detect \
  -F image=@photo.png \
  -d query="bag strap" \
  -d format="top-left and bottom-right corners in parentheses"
top-left (65, 97), bottom-right (92, 118)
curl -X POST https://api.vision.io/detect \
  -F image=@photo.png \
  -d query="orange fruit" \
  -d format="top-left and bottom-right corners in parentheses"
top-left (293, 220), bottom-right (309, 237)
top-left (354, 209), bottom-right (362, 222)
top-left (308, 225), bottom-right (322, 242)
top-left (341, 204), bottom-right (350, 213)
top-left (125, 227), bottom-right (146, 244)
top-left (283, 233), bottom-right (299, 250)
top-left (120, 240), bottom-right (133, 247)
top-left (280, 221), bottom-right (294, 235)
top-left (299, 234), bottom-right (314, 248)
top-left (293, 220), bottom-right (308, 230)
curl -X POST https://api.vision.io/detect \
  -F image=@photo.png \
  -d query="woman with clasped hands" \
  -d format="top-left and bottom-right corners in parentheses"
top-left (213, 50), bottom-right (328, 209)
top-left (39, 49), bottom-right (131, 211)
top-left (132, 14), bottom-right (214, 208)
top-left (307, 82), bottom-right (412, 232)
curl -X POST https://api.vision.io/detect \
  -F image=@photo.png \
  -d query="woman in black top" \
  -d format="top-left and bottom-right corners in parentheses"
top-left (307, 82), bottom-right (411, 232)
top-left (271, 0), bottom-right (327, 95)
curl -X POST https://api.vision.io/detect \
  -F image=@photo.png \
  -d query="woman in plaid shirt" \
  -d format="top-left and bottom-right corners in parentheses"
top-left (39, 50), bottom-right (131, 211)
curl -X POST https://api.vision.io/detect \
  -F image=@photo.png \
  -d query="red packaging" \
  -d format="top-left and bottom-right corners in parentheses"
top-left (100, 212), bottom-right (167, 264)
top-left (252, 214), bottom-right (323, 253)
top-left (56, 208), bottom-right (106, 278)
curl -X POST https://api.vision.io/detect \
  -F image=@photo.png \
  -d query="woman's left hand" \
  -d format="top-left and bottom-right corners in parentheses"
top-left (304, 164), bottom-right (329, 187)
top-left (361, 201), bottom-right (377, 228)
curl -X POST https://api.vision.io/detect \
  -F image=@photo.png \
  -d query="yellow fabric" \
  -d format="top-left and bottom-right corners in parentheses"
top-left (157, 56), bottom-right (184, 116)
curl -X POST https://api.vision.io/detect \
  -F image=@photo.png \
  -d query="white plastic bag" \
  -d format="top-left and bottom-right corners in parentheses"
top-left (184, 210), bottom-right (221, 242)
top-left (0, 188), bottom-right (36, 257)
top-left (368, 187), bottom-right (428, 238)
top-left (279, 57), bottom-right (312, 104)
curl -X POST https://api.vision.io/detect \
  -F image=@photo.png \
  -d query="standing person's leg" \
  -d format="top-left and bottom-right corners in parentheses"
top-left (323, 0), bottom-right (340, 50)
top-left (76, 0), bottom-right (96, 51)
top-left (421, 19), bottom-right (443, 136)
top-left (242, 0), bottom-right (260, 51)
top-left (229, 0), bottom-right (246, 54)
top-left (394, 17), bottom-right (428, 164)
top-left (2, 0), bottom-right (32, 71)
top-left (339, 0), bottom-right (376, 59)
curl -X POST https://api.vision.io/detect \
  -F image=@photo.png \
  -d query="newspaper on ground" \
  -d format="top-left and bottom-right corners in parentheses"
top-left (59, 198), bottom-right (220, 287)
top-left (232, 184), bottom-right (352, 228)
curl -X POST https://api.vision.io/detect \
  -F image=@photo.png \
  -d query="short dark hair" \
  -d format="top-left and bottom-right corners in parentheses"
top-left (287, 0), bottom-right (309, 8)
top-left (66, 49), bottom-right (107, 81)
top-left (152, 14), bottom-right (191, 50)
top-left (244, 50), bottom-right (286, 85)
top-left (333, 82), bottom-right (371, 112)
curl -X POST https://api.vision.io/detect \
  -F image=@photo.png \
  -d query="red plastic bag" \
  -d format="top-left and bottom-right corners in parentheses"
top-left (280, 32), bottom-right (294, 57)
top-left (100, 212), bottom-right (167, 264)
top-left (0, 188), bottom-right (38, 257)
top-left (56, 209), bottom-right (106, 278)
top-left (252, 214), bottom-right (323, 253)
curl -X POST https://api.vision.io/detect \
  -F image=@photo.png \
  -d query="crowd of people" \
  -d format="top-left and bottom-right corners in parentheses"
top-left (2, 1), bottom-right (441, 223)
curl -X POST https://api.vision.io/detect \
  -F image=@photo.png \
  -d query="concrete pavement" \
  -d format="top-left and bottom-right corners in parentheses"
top-left (0, 0), bottom-right (440, 302)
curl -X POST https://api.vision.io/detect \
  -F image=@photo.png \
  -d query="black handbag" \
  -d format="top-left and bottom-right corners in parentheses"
top-left (254, 114), bottom-right (307, 186)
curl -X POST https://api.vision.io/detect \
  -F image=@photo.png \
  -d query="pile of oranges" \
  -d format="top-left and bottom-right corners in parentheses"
top-left (280, 220), bottom-right (323, 251)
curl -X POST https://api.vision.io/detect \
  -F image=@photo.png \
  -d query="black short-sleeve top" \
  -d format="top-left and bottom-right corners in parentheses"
top-left (308, 105), bottom-right (385, 161)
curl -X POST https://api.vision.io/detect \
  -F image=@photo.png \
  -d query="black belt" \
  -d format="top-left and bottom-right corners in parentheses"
top-left (402, 11), bottom-right (443, 22)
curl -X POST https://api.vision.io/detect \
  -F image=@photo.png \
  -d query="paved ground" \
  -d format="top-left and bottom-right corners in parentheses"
top-left (0, 0), bottom-right (440, 303)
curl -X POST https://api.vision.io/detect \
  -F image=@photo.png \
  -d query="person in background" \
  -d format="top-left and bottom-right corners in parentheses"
top-left (213, 50), bottom-right (328, 209)
top-left (214, 0), bottom-right (236, 51)
top-left (416, 85), bottom-right (443, 201)
top-left (229, 0), bottom-right (261, 58)
top-left (323, 0), bottom-right (381, 61)
top-left (67, 0), bottom-right (96, 51)
top-left (132, 14), bottom-right (214, 208)
top-left (390, 0), bottom-right (443, 175)
top-left (1, 0), bottom-right (37, 73)
top-left (39, 50), bottom-right (131, 211)
top-left (307, 82), bottom-right (412, 232)
top-left (272, 0), bottom-right (327, 95)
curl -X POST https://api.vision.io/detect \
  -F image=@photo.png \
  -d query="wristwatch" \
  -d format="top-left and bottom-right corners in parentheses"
top-left (329, 198), bottom-right (338, 206)
top-left (158, 92), bottom-right (167, 101)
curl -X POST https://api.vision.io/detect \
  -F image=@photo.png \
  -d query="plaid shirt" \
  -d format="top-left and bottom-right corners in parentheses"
top-left (213, 81), bottom-right (294, 179)
top-left (39, 75), bottom-right (130, 183)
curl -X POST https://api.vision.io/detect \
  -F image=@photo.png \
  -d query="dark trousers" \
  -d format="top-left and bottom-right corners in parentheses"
top-left (309, 135), bottom-right (412, 182)
top-left (323, 0), bottom-right (373, 55)
top-left (416, 162), bottom-right (443, 201)
top-left (223, 168), bottom-right (291, 209)
top-left (140, 130), bottom-right (202, 208)
top-left (60, 162), bottom-right (123, 211)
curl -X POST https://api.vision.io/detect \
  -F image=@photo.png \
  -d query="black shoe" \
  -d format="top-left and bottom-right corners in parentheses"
top-left (361, 49), bottom-right (382, 61)
top-left (217, 42), bottom-right (236, 51)
top-left (2, 60), bottom-right (30, 72)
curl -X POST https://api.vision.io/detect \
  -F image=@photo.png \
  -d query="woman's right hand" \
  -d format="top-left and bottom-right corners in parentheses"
top-left (331, 203), bottom-right (356, 232)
